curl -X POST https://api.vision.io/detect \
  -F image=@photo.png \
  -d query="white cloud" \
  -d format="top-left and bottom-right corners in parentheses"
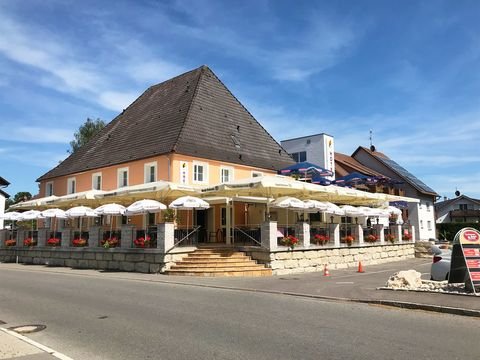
top-left (98, 91), bottom-right (139, 112)
top-left (0, 124), bottom-right (72, 144)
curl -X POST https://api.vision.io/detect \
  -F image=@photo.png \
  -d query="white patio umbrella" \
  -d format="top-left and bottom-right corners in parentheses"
top-left (41, 208), bottom-right (67, 239)
top-left (65, 206), bottom-right (99, 239)
top-left (0, 212), bottom-right (22, 241)
top-left (339, 205), bottom-right (366, 217)
top-left (95, 203), bottom-right (126, 239)
top-left (169, 196), bottom-right (210, 240)
top-left (125, 199), bottom-right (167, 240)
top-left (323, 202), bottom-right (345, 216)
top-left (18, 210), bottom-right (44, 239)
top-left (303, 200), bottom-right (330, 212)
top-left (271, 196), bottom-right (306, 236)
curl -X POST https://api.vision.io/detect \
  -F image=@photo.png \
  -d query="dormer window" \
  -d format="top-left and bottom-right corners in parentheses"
top-left (231, 134), bottom-right (241, 149)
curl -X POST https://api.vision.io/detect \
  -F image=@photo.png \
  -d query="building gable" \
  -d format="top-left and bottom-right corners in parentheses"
top-left (352, 146), bottom-right (437, 197)
top-left (38, 66), bottom-right (294, 182)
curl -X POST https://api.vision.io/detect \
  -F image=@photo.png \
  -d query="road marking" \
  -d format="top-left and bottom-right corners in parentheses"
top-left (0, 328), bottom-right (74, 360)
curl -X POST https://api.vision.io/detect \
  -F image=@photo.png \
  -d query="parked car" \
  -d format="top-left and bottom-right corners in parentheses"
top-left (430, 245), bottom-right (451, 281)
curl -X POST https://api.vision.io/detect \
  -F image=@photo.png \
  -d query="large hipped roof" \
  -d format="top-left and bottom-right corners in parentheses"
top-left (38, 66), bottom-right (294, 181)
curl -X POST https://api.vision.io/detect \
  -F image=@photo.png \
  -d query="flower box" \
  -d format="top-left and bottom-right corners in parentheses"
top-left (281, 235), bottom-right (299, 250)
top-left (101, 237), bottom-right (119, 248)
top-left (134, 235), bottom-right (151, 248)
top-left (342, 235), bottom-right (355, 246)
top-left (365, 234), bottom-right (378, 243)
top-left (313, 234), bottom-right (329, 245)
top-left (47, 238), bottom-right (61, 246)
top-left (5, 239), bottom-right (16, 247)
top-left (385, 234), bottom-right (396, 244)
top-left (72, 238), bottom-right (87, 247)
top-left (23, 238), bottom-right (37, 247)
top-left (402, 233), bottom-right (412, 241)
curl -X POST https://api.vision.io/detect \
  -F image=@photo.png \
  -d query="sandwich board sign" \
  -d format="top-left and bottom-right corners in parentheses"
top-left (448, 227), bottom-right (480, 294)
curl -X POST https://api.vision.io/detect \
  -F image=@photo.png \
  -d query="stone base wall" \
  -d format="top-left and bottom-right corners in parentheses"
top-left (0, 248), bottom-right (189, 273)
top-left (246, 243), bottom-right (415, 276)
top-left (1, 243), bottom-right (414, 275)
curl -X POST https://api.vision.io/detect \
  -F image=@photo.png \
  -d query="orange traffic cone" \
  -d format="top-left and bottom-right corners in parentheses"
top-left (357, 261), bottom-right (365, 273)
top-left (323, 264), bottom-right (330, 276)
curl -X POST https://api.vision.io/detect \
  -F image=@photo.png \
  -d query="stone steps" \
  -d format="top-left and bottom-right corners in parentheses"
top-left (165, 247), bottom-right (271, 277)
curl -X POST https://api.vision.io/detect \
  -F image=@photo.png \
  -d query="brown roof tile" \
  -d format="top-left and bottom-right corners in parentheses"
top-left (38, 66), bottom-right (294, 181)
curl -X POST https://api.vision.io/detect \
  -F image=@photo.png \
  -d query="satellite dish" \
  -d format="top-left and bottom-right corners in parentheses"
top-left (370, 145), bottom-right (376, 152)
top-left (455, 190), bottom-right (460, 197)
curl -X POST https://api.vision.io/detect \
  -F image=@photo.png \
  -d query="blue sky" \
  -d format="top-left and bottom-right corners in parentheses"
top-left (1, 0), bottom-right (480, 200)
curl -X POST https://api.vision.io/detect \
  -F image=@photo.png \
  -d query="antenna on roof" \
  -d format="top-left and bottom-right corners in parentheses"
top-left (369, 129), bottom-right (376, 152)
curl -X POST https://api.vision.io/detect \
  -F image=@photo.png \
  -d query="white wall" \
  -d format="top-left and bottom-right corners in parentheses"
top-left (353, 148), bottom-right (437, 240)
top-left (435, 197), bottom-right (480, 223)
top-left (281, 134), bottom-right (335, 180)
top-left (0, 194), bottom-right (5, 230)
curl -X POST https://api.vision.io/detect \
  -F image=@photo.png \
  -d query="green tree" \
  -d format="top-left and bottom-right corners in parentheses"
top-left (5, 191), bottom-right (32, 210)
top-left (68, 118), bottom-right (106, 154)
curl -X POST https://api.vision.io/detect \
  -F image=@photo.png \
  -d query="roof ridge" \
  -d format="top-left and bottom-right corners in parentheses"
top-left (172, 66), bottom-right (205, 152)
top-left (202, 67), bottom-right (291, 159)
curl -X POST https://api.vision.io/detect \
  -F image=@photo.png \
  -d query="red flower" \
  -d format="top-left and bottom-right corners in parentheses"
top-left (23, 238), bottom-right (36, 246)
top-left (47, 238), bottom-right (61, 246)
top-left (134, 235), bottom-right (151, 248)
top-left (314, 234), bottom-right (330, 244)
top-left (5, 239), bottom-right (16, 247)
top-left (72, 238), bottom-right (87, 247)
top-left (281, 235), bottom-right (299, 249)
top-left (101, 237), bottom-right (119, 248)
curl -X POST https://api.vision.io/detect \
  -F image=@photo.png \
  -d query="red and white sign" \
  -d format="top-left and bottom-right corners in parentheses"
top-left (471, 272), bottom-right (480, 281)
top-left (460, 229), bottom-right (480, 244)
top-left (464, 248), bottom-right (480, 257)
top-left (466, 259), bottom-right (480, 268)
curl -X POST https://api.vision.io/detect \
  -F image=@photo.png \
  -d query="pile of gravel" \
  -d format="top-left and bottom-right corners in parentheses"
top-left (380, 270), bottom-right (476, 296)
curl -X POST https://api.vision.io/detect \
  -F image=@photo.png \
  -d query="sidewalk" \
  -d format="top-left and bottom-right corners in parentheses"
top-left (1, 259), bottom-right (479, 317)
top-left (0, 328), bottom-right (63, 360)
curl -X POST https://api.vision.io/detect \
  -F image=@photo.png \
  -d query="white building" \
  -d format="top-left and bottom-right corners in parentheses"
top-left (281, 135), bottom-right (438, 241)
top-left (435, 194), bottom-right (480, 224)
top-left (280, 133), bottom-right (335, 180)
top-left (0, 176), bottom-right (11, 230)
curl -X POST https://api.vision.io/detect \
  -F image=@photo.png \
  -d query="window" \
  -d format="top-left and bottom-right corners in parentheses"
top-left (459, 204), bottom-right (468, 210)
top-left (220, 167), bottom-right (233, 183)
top-left (427, 221), bottom-right (432, 230)
top-left (144, 162), bottom-right (157, 183)
top-left (426, 202), bottom-right (431, 212)
top-left (193, 162), bottom-right (207, 183)
top-left (67, 177), bottom-right (76, 194)
top-left (92, 173), bottom-right (102, 190)
top-left (291, 151), bottom-right (306, 162)
top-left (252, 171), bottom-right (263, 178)
top-left (117, 168), bottom-right (129, 187)
top-left (420, 220), bottom-right (424, 229)
top-left (45, 182), bottom-right (54, 196)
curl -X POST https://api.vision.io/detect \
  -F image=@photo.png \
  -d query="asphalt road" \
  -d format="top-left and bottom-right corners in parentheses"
top-left (1, 268), bottom-right (479, 360)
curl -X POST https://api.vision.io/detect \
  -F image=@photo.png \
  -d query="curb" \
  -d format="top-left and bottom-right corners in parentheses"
top-left (0, 327), bottom-right (74, 360)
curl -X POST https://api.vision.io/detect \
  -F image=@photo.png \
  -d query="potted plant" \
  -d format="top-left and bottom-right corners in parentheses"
top-left (281, 234), bottom-right (299, 250)
top-left (23, 237), bottom-right (37, 247)
top-left (342, 235), bottom-right (355, 246)
top-left (313, 234), bottom-right (329, 245)
top-left (402, 233), bottom-right (412, 241)
top-left (101, 236), bottom-right (119, 249)
top-left (134, 235), bottom-right (151, 248)
top-left (5, 239), bottom-right (16, 247)
top-left (47, 237), bottom-right (61, 246)
top-left (366, 234), bottom-right (378, 243)
top-left (72, 238), bottom-right (87, 247)
top-left (385, 234), bottom-right (396, 244)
